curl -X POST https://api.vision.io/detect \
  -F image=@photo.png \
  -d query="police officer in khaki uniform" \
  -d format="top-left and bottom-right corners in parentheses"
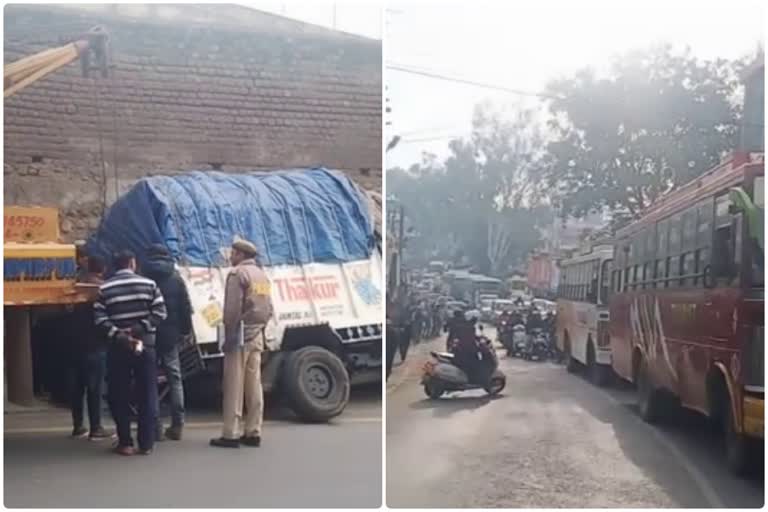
top-left (210, 238), bottom-right (274, 448)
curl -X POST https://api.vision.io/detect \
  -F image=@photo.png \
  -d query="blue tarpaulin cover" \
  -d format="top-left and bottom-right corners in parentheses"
top-left (87, 168), bottom-right (373, 267)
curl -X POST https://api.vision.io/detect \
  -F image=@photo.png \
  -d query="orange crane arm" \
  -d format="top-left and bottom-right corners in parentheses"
top-left (4, 27), bottom-right (109, 98)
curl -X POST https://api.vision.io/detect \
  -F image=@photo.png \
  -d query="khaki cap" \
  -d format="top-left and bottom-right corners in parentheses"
top-left (232, 237), bottom-right (259, 257)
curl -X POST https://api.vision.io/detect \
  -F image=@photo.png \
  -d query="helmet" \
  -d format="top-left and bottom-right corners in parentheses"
top-left (464, 309), bottom-right (480, 322)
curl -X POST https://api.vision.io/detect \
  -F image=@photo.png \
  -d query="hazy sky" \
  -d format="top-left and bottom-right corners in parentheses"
top-left (244, 1), bottom-right (383, 39)
top-left (386, 0), bottom-right (765, 169)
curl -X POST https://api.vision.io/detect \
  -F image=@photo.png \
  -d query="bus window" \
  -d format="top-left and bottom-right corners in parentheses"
top-left (712, 194), bottom-right (738, 284)
top-left (682, 207), bottom-right (697, 251)
top-left (669, 214), bottom-right (682, 255)
top-left (680, 252), bottom-right (695, 287)
top-left (643, 262), bottom-right (652, 289)
top-left (670, 255), bottom-right (682, 288)
top-left (657, 219), bottom-right (669, 258)
top-left (645, 226), bottom-right (656, 258)
top-left (588, 261), bottom-right (599, 303)
top-left (601, 260), bottom-right (613, 303)
top-left (694, 247), bottom-right (710, 286)
top-left (713, 225), bottom-right (734, 283)
top-left (697, 197), bottom-right (714, 247)
top-left (654, 259), bottom-right (664, 288)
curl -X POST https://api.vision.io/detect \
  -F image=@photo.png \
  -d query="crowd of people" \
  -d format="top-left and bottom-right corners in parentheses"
top-left (406, 295), bottom-right (448, 343)
top-left (68, 237), bottom-right (273, 456)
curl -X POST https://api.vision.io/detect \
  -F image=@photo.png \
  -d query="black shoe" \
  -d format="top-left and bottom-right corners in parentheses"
top-left (71, 426), bottom-right (88, 439)
top-left (89, 427), bottom-right (115, 441)
top-left (240, 435), bottom-right (261, 447)
top-left (165, 426), bottom-right (183, 441)
top-left (137, 448), bottom-right (153, 455)
top-left (210, 437), bottom-right (240, 448)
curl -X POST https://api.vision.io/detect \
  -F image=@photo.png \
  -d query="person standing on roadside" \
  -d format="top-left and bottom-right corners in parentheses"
top-left (210, 238), bottom-right (273, 449)
top-left (94, 250), bottom-right (167, 456)
top-left (143, 244), bottom-right (193, 441)
top-left (74, 240), bottom-right (89, 282)
top-left (69, 255), bottom-right (114, 441)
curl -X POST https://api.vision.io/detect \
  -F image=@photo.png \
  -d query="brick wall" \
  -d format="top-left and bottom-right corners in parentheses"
top-left (4, 4), bottom-right (382, 241)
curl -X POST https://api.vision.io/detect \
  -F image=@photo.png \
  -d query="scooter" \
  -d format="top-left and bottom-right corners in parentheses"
top-left (497, 319), bottom-right (513, 349)
top-left (524, 328), bottom-right (549, 361)
top-left (421, 334), bottom-right (506, 399)
top-left (508, 324), bottom-right (528, 358)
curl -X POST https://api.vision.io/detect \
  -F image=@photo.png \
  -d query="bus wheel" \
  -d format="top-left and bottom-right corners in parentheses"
top-left (587, 343), bottom-right (610, 387)
top-left (637, 358), bottom-right (664, 423)
top-left (724, 395), bottom-right (753, 475)
top-left (565, 337), bottom-right (577, 373)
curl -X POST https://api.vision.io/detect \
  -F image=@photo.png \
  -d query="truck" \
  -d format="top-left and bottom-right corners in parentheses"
top-left (4, 27), bottom-right (110, 407)
top-left (87, 169), bottom-right (382, 422)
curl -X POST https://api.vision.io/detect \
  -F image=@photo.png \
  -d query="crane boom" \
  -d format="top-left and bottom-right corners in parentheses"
top-left (4, 26), bottom-right (109, 98)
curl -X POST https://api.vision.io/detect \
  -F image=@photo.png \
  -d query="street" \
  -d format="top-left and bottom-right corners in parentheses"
top-left (4, 385), bottom-right (382, 508)
top-left (386, 330), bottom-right (764, 508)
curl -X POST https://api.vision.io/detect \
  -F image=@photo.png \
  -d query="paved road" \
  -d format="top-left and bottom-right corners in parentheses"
top-left (386, 331), bottom-right (764, 508)
top-left (4, 385), bottom-right (382, 508)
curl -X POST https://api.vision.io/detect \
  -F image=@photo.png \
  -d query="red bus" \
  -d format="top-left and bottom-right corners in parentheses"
top-left (609, 150), bottom-right (763, 474)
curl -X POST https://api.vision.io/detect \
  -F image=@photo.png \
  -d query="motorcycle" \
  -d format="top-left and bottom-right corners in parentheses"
top-left (524, 328), bottom-right (549, 361)
top-left (421, 332), bottom-right (506, 399)
top-left (497, 319), bottom-right (512, 348)
top-left (508, 324), bottom-right (528, 357)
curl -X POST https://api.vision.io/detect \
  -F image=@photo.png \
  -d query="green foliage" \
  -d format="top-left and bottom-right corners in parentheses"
top-left (387, 104), bottom-right (552, 275)
top-left (543, 44), bottom-right (749, 218)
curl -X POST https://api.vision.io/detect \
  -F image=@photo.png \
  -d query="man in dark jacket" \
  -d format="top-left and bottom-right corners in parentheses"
top-left (70, 255), bottom-right (113, 440)
top-left (142, 244), bottom-right (193, 441)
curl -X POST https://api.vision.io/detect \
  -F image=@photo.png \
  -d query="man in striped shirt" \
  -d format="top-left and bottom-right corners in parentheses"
top-left (94, 250), bottom-right (167, 456)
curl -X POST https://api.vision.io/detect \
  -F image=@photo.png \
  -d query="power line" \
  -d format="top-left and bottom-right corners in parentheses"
top-left (388, 62), bottom-right (764, 128)
top-left (399, 134), bottom-right (464, 144)
top-left (387, 63), bottom-right (561, 100)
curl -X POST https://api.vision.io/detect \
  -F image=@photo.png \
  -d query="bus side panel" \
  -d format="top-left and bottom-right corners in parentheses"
top-left (609, 294), bottom-right (634, 382)
top-left (557, 299), bottom-right (592, 365)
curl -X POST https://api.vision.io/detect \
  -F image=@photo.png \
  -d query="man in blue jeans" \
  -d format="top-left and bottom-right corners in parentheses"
top-left (142, 244), bottom-right (193, 441)
top-left (94, 250), bottom-right (167, 456)
top-left (70, 255), bottom-right (113, 440)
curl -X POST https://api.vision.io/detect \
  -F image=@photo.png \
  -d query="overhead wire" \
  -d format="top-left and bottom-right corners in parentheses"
top-left (387, 62), bottom-right (562, 100)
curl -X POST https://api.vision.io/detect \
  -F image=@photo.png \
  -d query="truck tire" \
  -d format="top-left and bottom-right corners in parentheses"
top-left (283, 346), bottom-right (350, 422)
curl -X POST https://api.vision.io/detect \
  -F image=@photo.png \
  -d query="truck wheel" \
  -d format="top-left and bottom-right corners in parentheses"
top-left (283, 346), bottom-right (350, 422)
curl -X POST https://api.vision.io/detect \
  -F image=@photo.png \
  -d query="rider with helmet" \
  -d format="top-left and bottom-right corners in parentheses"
top-left (451, 310), bottom-right (493, 385)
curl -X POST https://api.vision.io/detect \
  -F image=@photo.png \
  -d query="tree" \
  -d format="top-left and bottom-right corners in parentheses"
top-left (386, 103), bottom-right (552, 275)
top-left (542, 44), bottom-right (749, 219)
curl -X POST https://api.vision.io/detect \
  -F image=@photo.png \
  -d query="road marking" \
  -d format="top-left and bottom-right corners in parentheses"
top-left (4, 417), bottom-right (381, 435)
top-left (595, 385), bottom-right (725, 509)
